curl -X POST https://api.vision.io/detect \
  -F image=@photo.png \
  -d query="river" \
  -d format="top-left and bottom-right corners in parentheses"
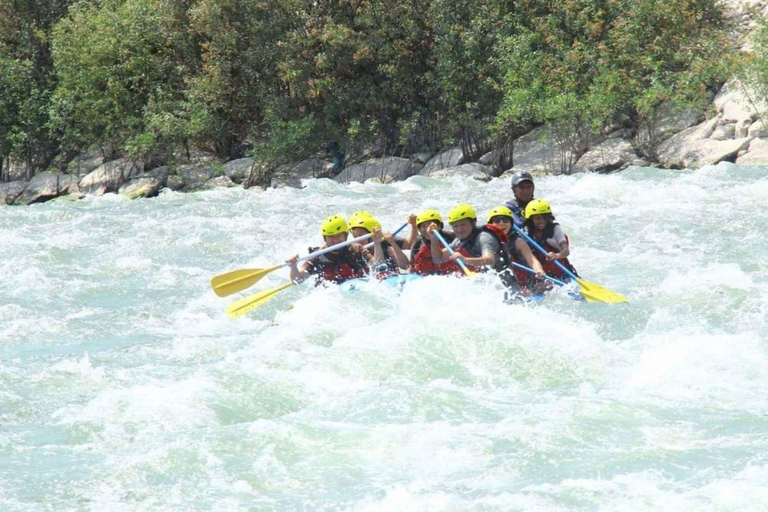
top-left (2, 164), bottom-right (767, 510)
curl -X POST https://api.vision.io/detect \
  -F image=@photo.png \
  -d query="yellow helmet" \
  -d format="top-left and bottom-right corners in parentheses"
top-left (486, 206), bottom-right (514, 224)
top-left (416, 209), bottom-right (443, 226)
top-left (321, 215), bottom-right (349, 236)
top-left (348, 212), bottom-right (382, 233)
top-left (447, 204), bottom-right (477, 224)
top-left (524, 199), bottom-right (552, 218)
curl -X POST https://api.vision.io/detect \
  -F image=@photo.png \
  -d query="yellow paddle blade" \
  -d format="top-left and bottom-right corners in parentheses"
top-left (226, 281), bottom-right (295, 319)
top-left (463, 268), bottom-right (478, 278)
top-left (575, 277), bottom-right (628, 303)
top-left (210, 265), bottom-right (283, 297)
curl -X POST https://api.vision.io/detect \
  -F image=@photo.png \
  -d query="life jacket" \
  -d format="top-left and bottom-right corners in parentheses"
top-left (504, 199), bottom-right (529, 227)
top-left (373, 240), bottom-right (401, 279)
top-left (307, 245), bottom-right (369, 285)
top-left (410, 233), bottom-right (462, 276)
top-left (454, 224), bottom-right (511, 275)
top-left (505, 236), bottom-right (536, 289)
top-left (527, 223), bottom-right (578, 280)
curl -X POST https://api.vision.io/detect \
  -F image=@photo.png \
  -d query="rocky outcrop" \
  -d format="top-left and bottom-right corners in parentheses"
top-left (736, 138), bottom-right (768, 164)
top-left (508, 126), bottom-right (575, 174)
top-left (419, 148), bottom-right (464, 176)
top-left (68, 152), bottom-right (106, 175)
top-left (178, 167), bottom-right (215, 190)
top-left (199, 175), bottom-right (235, 190)
top-left (658, 117), bottom-right (750, 167)
top-left (18, 171), bottom-right (60, 205)
top-left (572, 138), bottom-right (638, 173)
top-left (272, 159), bottom-right (329, 188)
top-left (335, 157), bottom-right (422, 183)
top-left (0, 181), bottom-right (27, 204)
top-left (223, 158), bottom-right (254, 184)
top-left (119, 176), bottom-right (165, 199)
top-left (79, 158), bottom-right (142, 195)
top-left (426, 163), bottom-right (492, 181)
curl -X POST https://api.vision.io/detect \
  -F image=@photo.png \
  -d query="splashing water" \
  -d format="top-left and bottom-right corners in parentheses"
top-left (2, 163), bottom-right (768, 511)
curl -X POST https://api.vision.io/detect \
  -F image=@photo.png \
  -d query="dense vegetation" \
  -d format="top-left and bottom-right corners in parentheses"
top-left (0, 0), bottom-right (735, 181)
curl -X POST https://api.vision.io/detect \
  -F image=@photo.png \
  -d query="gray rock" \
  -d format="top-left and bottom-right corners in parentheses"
top-left (19, 171), bottom-right (60, 205)
top-left (335, 157), bottom-right (422, 183)
top-left (119, 176), bottom-right (165, 199)
top-left (199, 175), bottom-right (236, 190)
top-left (58, 174), bottom-right (81, 195)
top-left (411, 152), bottom-right (432, 164)
top-left (67, 151), bottom-right (106, 175)
top-left (272, 159), bottom-right (329, 188)
top-left (419, 148), bottom-right (464, 176)
top-left (166, 175), bottom-right (184, 191)
top-left (427, 163), bottom-right (492, 181)
top-left (634, 103), bottom-right (702, 151)
top-left (748, 119), bottom-right (768, 138)
top-left (572, 138), bottom-right (637, 173)
top-left (144, 166), bottom-right (168, 183)
top-left (0, 180), bottom-right (27, 205)
top-left (79, 158), bottom-right (142, 195)
top-left (736, 118), bottom-right (753, 138)
top-left (736, 138), bottom-right (768, 165)
top-left (509, 126), bottom-right (575, 174)
top-left (657, 118), bottom-right (718, 167)
top-left (223, 158), bottom-right (254, 184)
top-left (711, 123), bottom-right (736, 141)
top-left (713, 78), bottom-right (766, 124)
top-left (178, 166), bottom-right (215, 190)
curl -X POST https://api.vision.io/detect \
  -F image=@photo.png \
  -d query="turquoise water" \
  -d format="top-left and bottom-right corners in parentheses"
top-left (2, 164), bottom-right (768, 510)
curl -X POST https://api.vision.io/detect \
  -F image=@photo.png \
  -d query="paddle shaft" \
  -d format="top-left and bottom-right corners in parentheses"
top-left (433, 230), bottom-right (474, 276)
top-left (362, 222), bottom-right (408, 250)
top-left (510, 261), bottom-right (568, 286)
top-left (513, 224), bottom-right (578, 282)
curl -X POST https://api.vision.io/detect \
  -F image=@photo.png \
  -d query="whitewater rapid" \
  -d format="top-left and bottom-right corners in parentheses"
top-left (2, 164), bottom-right (767, 511)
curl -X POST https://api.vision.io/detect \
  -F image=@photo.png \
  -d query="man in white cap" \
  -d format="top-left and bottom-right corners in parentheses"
top-left (504, 170), bottom-right (535, 226)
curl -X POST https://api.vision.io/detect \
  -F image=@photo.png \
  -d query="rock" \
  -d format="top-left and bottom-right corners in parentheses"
top-left (419, 148), bottom-right (464, 176)
top-left (54, 193), bottom-right (84, 202)
top-left (79, 158), bottom-right (142, 195)
top-left (0, 180), bottom-right (27, 205)
top-left (634, 103), bottom-right (702, 151)
top-left (411, 152), bottom-right (432, 164)
top-left (711, 123), bottom-right (736, 141)
top-left (657, 118), bottom-right (718, 167)
top-left (736, 138), bottom-right (768, 164)
top-left (18, 171), bottom-right (60, 205)
top-left (57, 175), bottom-right (81, 195)
top-left (736, 118), bottom-right (753, 138)
top-left (166, 175), bottom-right (184, 191)
top-left (223, 158), bottom-right (254, 184)
top-left (67, 151), bottom-right (106, 175)
top-left (748, 119), bottom-right (768, 138)
top-left (426, 163), bottom-right (492, 181)
top-left (572, 138), bottom-right (637, 173)
top-left (177, 166), bottom-right (215, 190)
top-left (335, 157), bottom-right (422, 183)
top-left (198, 175), bottom-right (235, 190)
top-left (4, 158), bottom-right (33, 180)
top-left (509, 126), bottom-right (575, 174)
top-left (272, 159), bottom-right (329, 188)
top-left (713, 78), bottom-right (766, 124)
top-left (119, 176), bottom-right (165, 199)
top-left (658, 121), bottom-right (750, 168)
top-left (144, 166), bottom-right (168, 183)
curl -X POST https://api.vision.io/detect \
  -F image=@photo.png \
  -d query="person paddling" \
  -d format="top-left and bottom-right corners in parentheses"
top-left (428, 204), bottom-right (508, 275)
top-left (485, 206), bottom-right (549, 293)
top-left (505, 170), bottom-right (535, 226)
top-left (348, 212), bottom-right (410, 276)
top-left (523, 199), bottom-right (578, 281)
top-left (287, 215), bottom-right (378, 286)
top-left (409, 209), bottom-right (461, 276)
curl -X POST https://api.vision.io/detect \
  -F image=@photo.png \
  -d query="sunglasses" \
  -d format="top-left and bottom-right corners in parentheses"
top-left (489, 216), bottom-right (512, 224)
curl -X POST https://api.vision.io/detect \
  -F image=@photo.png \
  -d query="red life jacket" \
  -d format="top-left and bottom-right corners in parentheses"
top-left (307, 246), bottom-right (369, 285)
top-left (411, 236), bottom-right (462, 276)
top-left (528, 224), bottom-right (578, 280)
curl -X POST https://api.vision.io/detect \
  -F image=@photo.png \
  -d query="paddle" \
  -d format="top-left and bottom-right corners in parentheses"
top-left (433, 230), bottom-right (477, 278)
top-left (512, 224), bottom-right (627, 303)
top-left (226, 281), bottom-right (295, 319)
top-left (224, 222), bottom-right (409, 318)
top-left (510, 261), bottom-right (568, 286)
top-left (211, 232), bottom-right (372, 297)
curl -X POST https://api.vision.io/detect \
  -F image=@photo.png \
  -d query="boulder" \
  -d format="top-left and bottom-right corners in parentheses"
top-left (18, 171), bottom-right (60, 205)
top-left (57, 174), bottom-right (81, 195)
top-left (79, 158), bottom-right (142, 195)
top-left (657, 118), bottom-right (718, 167)
top-left (426, 163), bottom-right (492, 181)
top-left (411, 152), bottom-right (432, 164)
top-left (634, 103), bottom-right (702, 151)
top-left (711, 123), bottom-right (736, 141)
top-left (223, 158), bottom-right (254, 184)
top-left (509, 126), bottom-right (575, 174)
top-left (748, 119), bottom-right (768, 138)
top-left (735, 138), bottom-right (768, 165)
top-left (166, 175), bottom-right (184, 191)
top-left (0, 180), bottom-right (27, 205)
top-left (177, 166), bottom-right (215, 190)
top-left (198, 175), bottom-right (236, 190)
top-left (419, 148), bottom-right (464, 176)
top-left (272, 159), bottom-right (329, 188)
top-left (67, 151), bottom-right (106, 175)
top-left (658, 118), bottom-right (750, 168)
top-left (334, 157), bottom-right (422, 183)
top-left (572, 138), bottom-right (637, 173)
top-left (119, 176), bottom-right (165, 199)
top-left (713, 78), bottom-right (766, 124)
